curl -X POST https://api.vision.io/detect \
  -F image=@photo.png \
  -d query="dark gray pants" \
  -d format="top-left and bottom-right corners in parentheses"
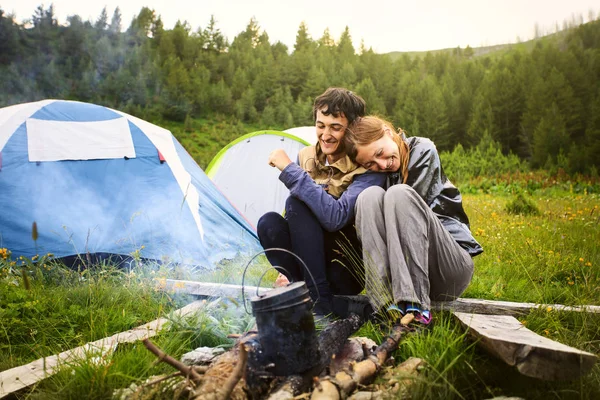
top-left (355, 185), bottom-right (473, 311)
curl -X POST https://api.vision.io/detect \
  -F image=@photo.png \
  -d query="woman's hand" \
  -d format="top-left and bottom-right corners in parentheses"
top-left (268, 149), bottom-right (293, 171)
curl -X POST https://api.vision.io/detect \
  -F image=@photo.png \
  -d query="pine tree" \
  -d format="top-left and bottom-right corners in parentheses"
top-left (355, 78), bottom-right (386, 116)
top-left (95, 7), bottom-right (108, 31)
top-left (583, 90), bottom-right (600, 171)
top-left (532, 103), bottom-right (569, 168)
top-left (294, 21), bottom-right (315, 53)
top-left (337, 26), bottom-right (355, 64)
top-left (468, 93), bottom-right (497, 147)
top-left (109, 7), bottom-right (122, 34)
top-left (201, 15), bottom-right (227, 53)
top-left (0, 9), bottom-right (20, 65)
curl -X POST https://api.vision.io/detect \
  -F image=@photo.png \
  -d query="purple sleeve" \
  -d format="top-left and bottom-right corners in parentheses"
top-left (279, 163), bottom-right (386, 232)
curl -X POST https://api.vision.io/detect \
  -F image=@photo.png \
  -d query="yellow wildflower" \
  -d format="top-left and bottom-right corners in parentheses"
top-left (174, 281), bottom-right (186, 289)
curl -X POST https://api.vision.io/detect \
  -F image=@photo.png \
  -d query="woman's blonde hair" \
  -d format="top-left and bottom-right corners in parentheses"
top-left (345, 116), bottom-right (410, 184)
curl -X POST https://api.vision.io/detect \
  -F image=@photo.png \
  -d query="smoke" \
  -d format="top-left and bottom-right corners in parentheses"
top-left (8, 156), bottom-right (256, 268)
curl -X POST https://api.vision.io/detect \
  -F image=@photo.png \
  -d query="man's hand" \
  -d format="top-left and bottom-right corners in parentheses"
top-left (268, 149), bottom-right (293, 171)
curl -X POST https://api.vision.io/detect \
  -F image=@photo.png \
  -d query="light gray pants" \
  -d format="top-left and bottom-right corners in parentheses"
top-left (355, 185), bottom-right (474, 311)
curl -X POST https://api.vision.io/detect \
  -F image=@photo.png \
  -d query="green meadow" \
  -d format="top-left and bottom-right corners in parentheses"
top-left (1, 179), bottom-right (599, 399)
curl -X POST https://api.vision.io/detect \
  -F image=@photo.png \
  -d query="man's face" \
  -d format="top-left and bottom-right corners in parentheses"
top-left (315, 108), bottom-right (348, 159)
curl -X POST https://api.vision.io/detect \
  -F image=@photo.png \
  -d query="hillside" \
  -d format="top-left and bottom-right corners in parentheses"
top-left (383, 29), bottom-right (570, 60)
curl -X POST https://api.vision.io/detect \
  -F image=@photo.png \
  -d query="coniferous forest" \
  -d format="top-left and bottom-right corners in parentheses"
top-left (1, 4), bottom-right (600, 174)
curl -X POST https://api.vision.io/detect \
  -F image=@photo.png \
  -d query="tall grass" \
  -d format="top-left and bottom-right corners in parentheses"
top-left (0, 260), bottom-right (191, 372)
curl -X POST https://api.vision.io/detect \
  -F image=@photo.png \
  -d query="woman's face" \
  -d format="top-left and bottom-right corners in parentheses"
top-left (354, 128), bottom-right (400, 172)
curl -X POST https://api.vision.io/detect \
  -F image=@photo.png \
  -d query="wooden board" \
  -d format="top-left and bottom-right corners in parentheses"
top-left (434, 298), bottom-right (600, 315)
top-left (157, 278), bottom-right (270, 298)
top-left (0, 300), bottom-right (206, 399)
top-left (453, 312), bottom-right (598, 381)
top-left (157, 279), bottom-right (600, 316)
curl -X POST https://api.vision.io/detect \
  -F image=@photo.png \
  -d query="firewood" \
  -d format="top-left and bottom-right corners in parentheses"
top-left (383, 357), bottom-right (426, 397)
top-left (309, 313), bottom-right (415, 399)
top-left (265, 375), bottom-right (304, 400)
top-left (192, 342), bottom-right (248, 400)
top-left (142, 338), bottom-right (204, 384)
top-left (194, 342), bottom-right (248, 400)
top-left (317, 314), bottom-right (364, 367)
top-left (310, 378), bottom-right (340, 400)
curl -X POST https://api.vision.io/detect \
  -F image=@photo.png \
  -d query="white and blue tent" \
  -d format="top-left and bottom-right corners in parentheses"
top-left (0, 100), bottom-right (260, 267)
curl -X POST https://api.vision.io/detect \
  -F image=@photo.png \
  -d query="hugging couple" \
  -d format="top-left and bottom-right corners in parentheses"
top-left (257, 87), bottom-right (483, 325)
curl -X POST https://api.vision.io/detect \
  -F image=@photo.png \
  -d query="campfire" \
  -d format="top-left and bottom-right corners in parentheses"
top-left (128, 281), bottom-right (420, 399)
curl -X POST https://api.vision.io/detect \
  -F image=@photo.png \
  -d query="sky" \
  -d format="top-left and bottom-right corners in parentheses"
top-left (3, 0), bottom-right (600, 53)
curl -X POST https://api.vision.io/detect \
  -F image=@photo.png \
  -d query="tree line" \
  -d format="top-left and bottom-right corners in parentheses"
top-left (1, 5), bottom-right (600, 174)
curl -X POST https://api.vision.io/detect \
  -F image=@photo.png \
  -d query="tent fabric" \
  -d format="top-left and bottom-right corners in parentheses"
top-left (27, 117), bottom-right (135, 162)
top-left (206, 130), bottom-right (311, 228)
top-left (0, 100), bottom-right (261, 267)
top-left (283, 126), bottom-right (317, 145)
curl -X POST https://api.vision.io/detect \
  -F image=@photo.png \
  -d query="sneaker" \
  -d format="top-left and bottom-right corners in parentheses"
top-left (387, 303), bottom-right (406, 315)
top-left (368, 303), bottom-right (406, 327)
top-left (405, 304), bottom-right (432, 326)
top-left (414, 310), bottom-right (432, 325)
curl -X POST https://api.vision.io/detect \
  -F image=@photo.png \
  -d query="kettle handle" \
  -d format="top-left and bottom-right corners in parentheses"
top-left (241, 248), bottom-right (319, 315)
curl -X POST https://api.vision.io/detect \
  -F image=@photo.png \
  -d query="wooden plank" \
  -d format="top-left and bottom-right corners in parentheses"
top-left (434, 298), bottom-right (600, 316)
top-left (0, 300), bottom-right (206, 399)
top-left (453, 312), bottom-right (598, 381)
top-left (157, 278), bottom-right (271, 297)
top-left (157, 279), bottom-right (600, 317)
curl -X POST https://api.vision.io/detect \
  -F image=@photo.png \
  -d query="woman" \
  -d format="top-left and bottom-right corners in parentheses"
top-left (345, 116), bottom-right (483, 324)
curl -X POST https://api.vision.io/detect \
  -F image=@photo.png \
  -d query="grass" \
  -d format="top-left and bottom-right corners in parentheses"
top-left (464, 192), bottom-right (599, 305)
top-left (0, 254), bottom-right (262, 399)
top-left (0, 260), bottom-right (193, 372)
top-left (0, 250), bottom-right (273, 368)
top-left (26, 299), bottom-right (255, 400)
top-left (1, 188), bottom-right (599, 399)
top-left (371, 189), bottom-right (600, 399)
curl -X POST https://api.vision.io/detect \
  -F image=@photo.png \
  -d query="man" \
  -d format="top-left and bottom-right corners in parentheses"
top-left (257, 87), bottom-right (386, 316)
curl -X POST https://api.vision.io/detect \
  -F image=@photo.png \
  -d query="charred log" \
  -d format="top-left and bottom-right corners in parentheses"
top-left (317, 314), bottom-right (364, 370)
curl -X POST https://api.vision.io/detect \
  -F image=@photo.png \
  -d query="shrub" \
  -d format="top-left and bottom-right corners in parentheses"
top-left (504, 193), bottom-right (540, 215)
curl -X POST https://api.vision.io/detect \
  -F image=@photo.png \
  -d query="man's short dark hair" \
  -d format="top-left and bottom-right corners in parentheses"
top-left (313, 87), bottom-right (366, 125)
